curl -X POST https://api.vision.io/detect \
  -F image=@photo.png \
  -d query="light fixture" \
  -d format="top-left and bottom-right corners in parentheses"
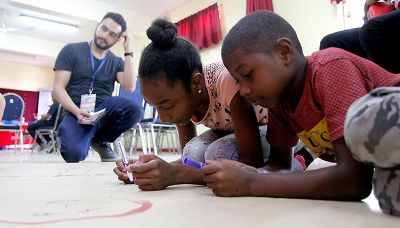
top-left (0, 9), bottom-right (18, 33)
top-left (18, 15), bottom-right (79, 33)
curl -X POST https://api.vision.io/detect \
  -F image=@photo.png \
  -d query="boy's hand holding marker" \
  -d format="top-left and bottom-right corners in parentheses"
top-left (183, 156), bottom-right (260, 196)
top-left (202, 159), bottom-right (259, 197)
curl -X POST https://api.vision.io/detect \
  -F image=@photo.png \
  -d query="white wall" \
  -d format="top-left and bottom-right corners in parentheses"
top-left (275, 0), bottom-right (338, 55)
top-left (0, 61), bottom-right (54, 91)
top-left (341, 0), bottom-right (365, 29)
top-left (110, 34), bottom-right (151, 73)
top-left (168, 0), bottom-right (339, 63)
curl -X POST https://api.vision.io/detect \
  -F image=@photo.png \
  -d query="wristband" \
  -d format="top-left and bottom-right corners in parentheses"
top-left (124, 52), bottom-right (133, 57)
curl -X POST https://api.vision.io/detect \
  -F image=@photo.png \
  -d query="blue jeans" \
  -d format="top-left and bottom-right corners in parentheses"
top-left (58, 96), bottom-right (143, 163)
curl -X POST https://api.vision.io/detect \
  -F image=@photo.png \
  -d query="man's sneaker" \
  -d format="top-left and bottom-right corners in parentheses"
top-left (32, 144), bottom-right (41, 153)
top-left (91, 140), bottom-right (118, 162)
top-left (41, 143), bottom-right (54, 153)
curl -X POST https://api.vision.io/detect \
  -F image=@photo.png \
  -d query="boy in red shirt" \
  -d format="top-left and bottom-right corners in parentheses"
top-left (202, 11), bottom-right (400, 215)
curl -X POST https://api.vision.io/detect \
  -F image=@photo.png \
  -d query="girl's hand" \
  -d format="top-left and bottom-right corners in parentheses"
top-left (129, 155), bottom-right (176, 191)
top-left (113, 158), bottom-right (136, 184)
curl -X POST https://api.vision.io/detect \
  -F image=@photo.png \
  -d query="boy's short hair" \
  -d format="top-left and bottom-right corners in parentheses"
top-left (221, 11), bottom-right (303, 57)
top-left (102, 12), bottom-right (127, 33)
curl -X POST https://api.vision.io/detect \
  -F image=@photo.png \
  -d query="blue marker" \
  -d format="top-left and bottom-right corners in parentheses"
top-left (183, 156), bottom-right (206, 169)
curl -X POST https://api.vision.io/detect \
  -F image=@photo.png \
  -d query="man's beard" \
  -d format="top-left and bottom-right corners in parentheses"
top-left (94, 37), bottom-right (112, 50)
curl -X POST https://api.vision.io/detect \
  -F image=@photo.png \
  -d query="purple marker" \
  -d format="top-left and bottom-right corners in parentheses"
top-left (183, 156), bottom-right (206, 169)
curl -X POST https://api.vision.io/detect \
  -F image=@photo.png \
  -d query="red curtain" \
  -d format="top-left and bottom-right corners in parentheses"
top-left (0, 88), bottom-right (38, 122)
top-left (246, 0), bottom-right (274, 14)
top-left (177, 3), bottom-right (222, 49)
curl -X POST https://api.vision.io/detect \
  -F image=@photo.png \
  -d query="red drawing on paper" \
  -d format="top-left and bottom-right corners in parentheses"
top-left (0, 200), bottom-right (152, 225)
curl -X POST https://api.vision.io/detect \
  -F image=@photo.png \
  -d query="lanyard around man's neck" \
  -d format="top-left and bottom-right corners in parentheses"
top-left (88, 41), bottom-right (109, 94)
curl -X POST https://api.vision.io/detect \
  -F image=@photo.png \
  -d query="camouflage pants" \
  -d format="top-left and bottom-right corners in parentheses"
top-left (344, 87), bottom-right (400, 216)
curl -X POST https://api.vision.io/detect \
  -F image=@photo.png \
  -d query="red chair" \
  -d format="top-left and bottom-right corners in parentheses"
top-left (0, 93), bottom-right (25, 151)
top-left (367, 2), bottom-right (395, 19)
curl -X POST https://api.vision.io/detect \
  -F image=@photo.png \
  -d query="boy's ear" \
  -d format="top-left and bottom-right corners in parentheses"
top-left (275, 38), bottom-right (295, 65)
top-left (191, 72), bottom-right (203, 92)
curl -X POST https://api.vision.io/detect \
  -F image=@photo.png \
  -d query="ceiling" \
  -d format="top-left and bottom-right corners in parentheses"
top-left (0, 0), bottom-right (198, 67)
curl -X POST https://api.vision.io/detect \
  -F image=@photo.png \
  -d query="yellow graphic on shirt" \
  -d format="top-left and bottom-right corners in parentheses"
top-left (297, 118), bottom-right (333, 157)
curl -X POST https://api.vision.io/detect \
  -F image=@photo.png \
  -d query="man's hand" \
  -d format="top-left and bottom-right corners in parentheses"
top-left (121, 31), bottom-right (132, 52)
top-left (73, 109), bottom-right (90, 122)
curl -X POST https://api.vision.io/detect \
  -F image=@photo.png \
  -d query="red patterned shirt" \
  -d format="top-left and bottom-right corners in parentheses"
top-left (267, 48), bottom-right (400, 157)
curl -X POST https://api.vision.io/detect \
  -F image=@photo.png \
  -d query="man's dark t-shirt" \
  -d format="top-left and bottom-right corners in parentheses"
top-left (53, 42), bottom-right (124, 108)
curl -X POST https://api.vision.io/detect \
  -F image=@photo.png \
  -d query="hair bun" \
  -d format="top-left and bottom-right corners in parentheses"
top-left (146, 18), bottom-right (177, 48)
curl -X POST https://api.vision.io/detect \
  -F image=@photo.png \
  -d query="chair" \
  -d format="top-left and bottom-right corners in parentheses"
top-left (118, 84), bottom-right (180, 155)
top-left (367, 2), bottom-right (395, 20)
top-left (143, 108), bottom-right (180, 154)
top-left (0, 93), bottom-right (25, 151)
top-left (118, 83), bottom-right (148, 154)
top-left (129, 102), bottom-right (180, 155)
top-left (33, 104), bottom-right (63, 153)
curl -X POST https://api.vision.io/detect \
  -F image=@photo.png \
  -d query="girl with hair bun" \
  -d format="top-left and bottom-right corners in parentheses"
top-left (114, 18), bottom-right (305, 191)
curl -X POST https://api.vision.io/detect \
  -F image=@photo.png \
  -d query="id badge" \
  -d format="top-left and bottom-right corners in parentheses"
top-left (80, 94), bottom-right (96, 112)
